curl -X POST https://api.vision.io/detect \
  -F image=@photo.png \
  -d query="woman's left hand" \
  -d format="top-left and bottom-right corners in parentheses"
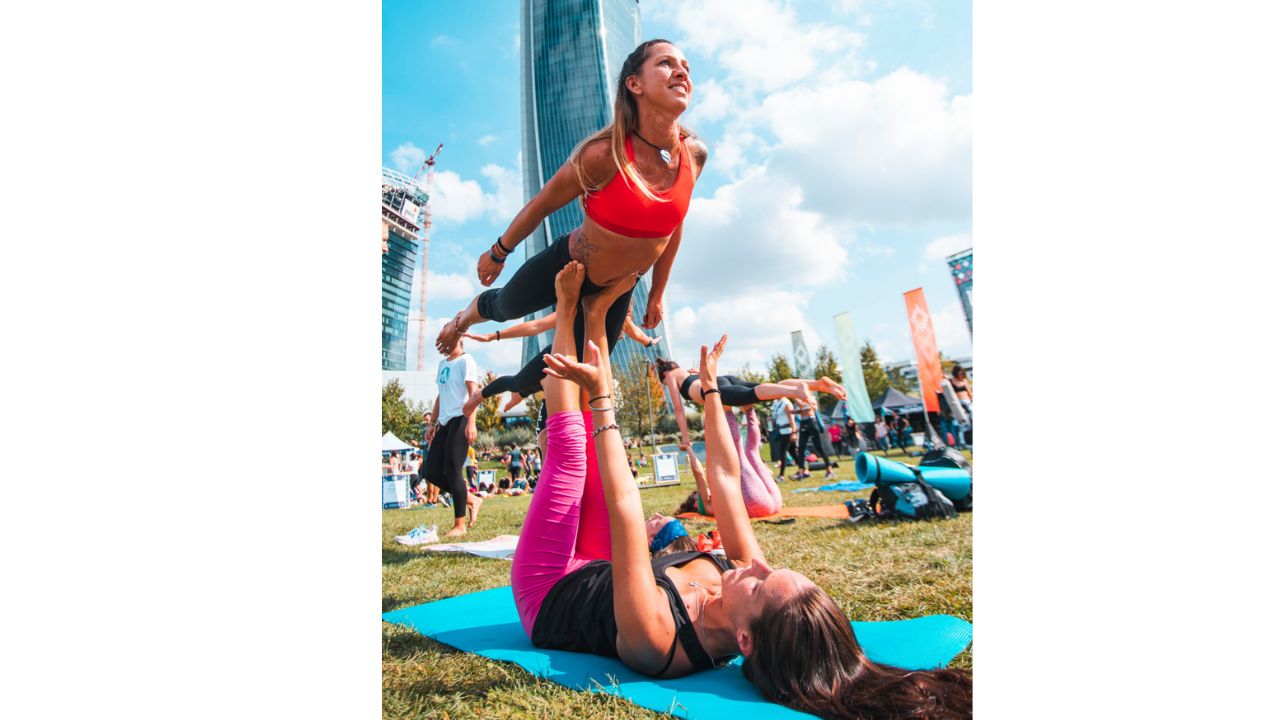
top-left (544, 340), bottom-right (608, 396)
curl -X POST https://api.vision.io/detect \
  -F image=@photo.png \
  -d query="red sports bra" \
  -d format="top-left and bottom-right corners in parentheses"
top-left (582, 135), bottom-right (694, 238)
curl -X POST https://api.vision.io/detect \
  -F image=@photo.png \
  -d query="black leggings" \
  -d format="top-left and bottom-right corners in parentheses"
top-left (478, 233), bottom-right (635, 399)
top-left (797, 417), bottom-right (832, 467)
top-left (423, 415), bottom-right (469, 519)
top-left (686, 374), bottom-right (760, 406)
top-left (775, 432), bottom-right (803, 470)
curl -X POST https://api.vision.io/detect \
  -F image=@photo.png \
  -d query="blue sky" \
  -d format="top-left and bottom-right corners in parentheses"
top-left (383, 0), bottom-right (972, 381)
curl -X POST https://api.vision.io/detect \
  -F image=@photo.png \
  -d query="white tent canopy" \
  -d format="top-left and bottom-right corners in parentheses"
top-left (382, 431), bottom-right (413, 452)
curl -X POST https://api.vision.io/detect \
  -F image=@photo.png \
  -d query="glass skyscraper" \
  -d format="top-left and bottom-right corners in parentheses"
top-left (382, 168), bottom-right (427, 371)
top-left (518, 0), bottom-right (673, 383)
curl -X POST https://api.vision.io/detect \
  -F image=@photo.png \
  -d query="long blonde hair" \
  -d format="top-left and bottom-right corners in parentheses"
top-left (569, 39), bottom-right (694, 202)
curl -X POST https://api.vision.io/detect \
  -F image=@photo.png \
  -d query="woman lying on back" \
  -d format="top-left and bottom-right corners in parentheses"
top-left (510, 262), bottom-right (971, 718)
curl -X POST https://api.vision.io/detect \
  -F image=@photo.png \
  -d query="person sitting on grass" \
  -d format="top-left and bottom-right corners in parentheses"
top-left (511, 262), bottom-right (971, 718)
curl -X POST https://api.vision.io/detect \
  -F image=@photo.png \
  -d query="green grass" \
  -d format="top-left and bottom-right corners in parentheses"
top-left (384, 447), bottom-right (972, 718)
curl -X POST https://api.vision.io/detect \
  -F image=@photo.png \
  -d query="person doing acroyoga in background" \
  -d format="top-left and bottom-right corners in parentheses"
top-left (511, 263), bottom-right (971, 718)
top-left (655, 359), bottom-right (845, 516)
top-left (436, 38), bottom-right (704, 390)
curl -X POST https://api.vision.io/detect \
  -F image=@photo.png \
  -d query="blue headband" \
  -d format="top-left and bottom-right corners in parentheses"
top-left (649, 519), bottom-right (688, 554)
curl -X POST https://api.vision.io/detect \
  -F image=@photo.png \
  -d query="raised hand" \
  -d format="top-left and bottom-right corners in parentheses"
top-left (477, 248), bottom-right (505, 287)
top-left (544, 339), bottom-right (608, 397)
top-left (699, 334), bottom-right (727, 383)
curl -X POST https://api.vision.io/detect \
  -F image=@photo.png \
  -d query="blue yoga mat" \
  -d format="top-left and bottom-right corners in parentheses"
top-left (383, 586), bottom-right (971, 720)
top-left (792, 480), bottom-right (875, 494)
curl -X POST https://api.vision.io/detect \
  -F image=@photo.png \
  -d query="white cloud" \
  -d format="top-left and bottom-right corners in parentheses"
top-left (923, 232), bottom-right (972, 261)
top-left (427, 161), bottom-right (522, 224)
top-left (664, 290), bottom-right (824, 375)
top-left (930, 301), bottom-right (972, 359)
top-left (666, 166), bottom-right (850, 303)
top-left (420, 271), bottom-right (474, 302)
top-left (479, 163), bottom-right (523, 220)
top-left (755, 69), bottom-right (971, 224)
top-left (390, 143), bottom-right (426, 174)
top-left (429, 171), bottom-right (487, 222)
top-left (649, 0), bottom-right (868, 93)
top-left (476, 134), bottom-right (498, 147)
top-left (682, 78), bottom-right (732, 128)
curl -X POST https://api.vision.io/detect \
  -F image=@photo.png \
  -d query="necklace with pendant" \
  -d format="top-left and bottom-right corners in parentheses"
top-left (634, 131), bottom-right (676, 164)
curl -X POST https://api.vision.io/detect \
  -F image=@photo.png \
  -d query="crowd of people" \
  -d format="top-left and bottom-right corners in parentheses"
top-left (396, 38), bottom-right (970, 718)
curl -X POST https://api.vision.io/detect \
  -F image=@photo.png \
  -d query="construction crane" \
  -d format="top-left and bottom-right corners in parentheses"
top-left (414, 143), bottom-right (444, 371)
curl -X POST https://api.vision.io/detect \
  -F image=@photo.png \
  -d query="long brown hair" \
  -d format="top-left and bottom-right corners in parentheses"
top-left (568, 39), bottom-right (694, 201)
top-left (742, 586), bottom-right (972, 719)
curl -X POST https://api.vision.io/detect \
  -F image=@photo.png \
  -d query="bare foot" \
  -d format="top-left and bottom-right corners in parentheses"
top-left (581, 273), bottom-right (638, 318)
top-left (436, 312), bottom-right (465, 355)
top-left (502, 392), bottom-right (524, 412)
top-left (461, 386), bottom-right (484, 416)
top-left (555, 262), bottom-right (585, 310)
top-left (467, 495), bottom-right (483, 528)
top-left (815, 376), bottom-right (847, 400)
top-left (443, 525), bottom-right (467, 539)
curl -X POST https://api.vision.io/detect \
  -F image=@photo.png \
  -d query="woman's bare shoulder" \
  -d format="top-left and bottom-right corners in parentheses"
top-left (578, 137), bottom-right (618, 184)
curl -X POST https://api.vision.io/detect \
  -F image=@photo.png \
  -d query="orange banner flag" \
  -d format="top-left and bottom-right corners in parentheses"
top-left (903, 288), bottom-right (943, 414)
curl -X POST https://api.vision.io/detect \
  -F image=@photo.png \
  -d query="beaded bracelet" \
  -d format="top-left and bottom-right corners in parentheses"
top-left (593, 423), bottom-right (620, 437)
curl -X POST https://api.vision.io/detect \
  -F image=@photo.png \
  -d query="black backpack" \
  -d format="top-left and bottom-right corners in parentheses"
top-left (920, 446), bottom-right (971, 472)
top-left (846, 466), bottom-right (958, 523)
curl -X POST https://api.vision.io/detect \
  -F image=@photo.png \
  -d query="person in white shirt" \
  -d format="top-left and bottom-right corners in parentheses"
top-left (771, 397), bottom-right (806, 481)
top-left (423, 336), bottom-right (482, 538)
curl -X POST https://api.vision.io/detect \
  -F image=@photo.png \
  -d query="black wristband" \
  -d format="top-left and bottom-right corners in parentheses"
top-left (489, 248), bottom-right (506, 264)
top-left (495, 329), bottom-right (501, 341)
top-left (589, 394), bottom-right (611, 403)
top-left (701, 389), bottom-right (721, 397)
top-left (496, 236), bottom-right (515, 254)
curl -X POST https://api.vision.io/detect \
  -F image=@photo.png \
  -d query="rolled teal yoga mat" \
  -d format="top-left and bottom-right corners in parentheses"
top-left (791, 480), bottom-right (875, 494)
top-left (383, 586), bottom-right (972, 720)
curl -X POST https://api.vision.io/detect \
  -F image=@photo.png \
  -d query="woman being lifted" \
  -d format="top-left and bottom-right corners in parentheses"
top-left (435, 39), bottom-right (704, 382)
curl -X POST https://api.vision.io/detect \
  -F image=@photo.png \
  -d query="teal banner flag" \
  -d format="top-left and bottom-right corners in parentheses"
top-left (833, 312), bottom-right (875, 422)
top-left (791, 331), bottom-right (813, 379)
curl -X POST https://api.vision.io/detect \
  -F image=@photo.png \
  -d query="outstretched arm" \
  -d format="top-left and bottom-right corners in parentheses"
top-left (664, 375), bottom-right (692, 448)
top-left (687, 449), bottom-right (713, 516)
top-left (464, 313), bottom-right (556, 343)
top-left (643, 223), bottom-right (681, 328)
top-left (479, 142), bottom-right (613, 286)
top-left (623, 315), bottom-right (659, 347)
top-left (697, 336), bottom-right (765, 566)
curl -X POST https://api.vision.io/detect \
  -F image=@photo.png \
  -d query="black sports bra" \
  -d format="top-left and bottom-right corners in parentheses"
top-left (679, 372), bottom-right (699, 402)
top-left (530, 551), bottom-right (736, 674)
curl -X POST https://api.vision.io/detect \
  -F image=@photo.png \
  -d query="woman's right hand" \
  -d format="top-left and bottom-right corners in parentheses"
top-left (462, 331), bottom-right (496, 343)
top-left (477, 248), bottom-right (505, 287)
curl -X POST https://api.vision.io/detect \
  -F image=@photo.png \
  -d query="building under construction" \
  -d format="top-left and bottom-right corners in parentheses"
top-left (381, 167), bottom-right (427, 372)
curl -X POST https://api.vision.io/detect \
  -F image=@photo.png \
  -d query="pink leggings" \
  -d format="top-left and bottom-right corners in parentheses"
top-left (727, 409), bottom-right (782, 517)
top-left (510, 410), bottom-right (611, 638)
